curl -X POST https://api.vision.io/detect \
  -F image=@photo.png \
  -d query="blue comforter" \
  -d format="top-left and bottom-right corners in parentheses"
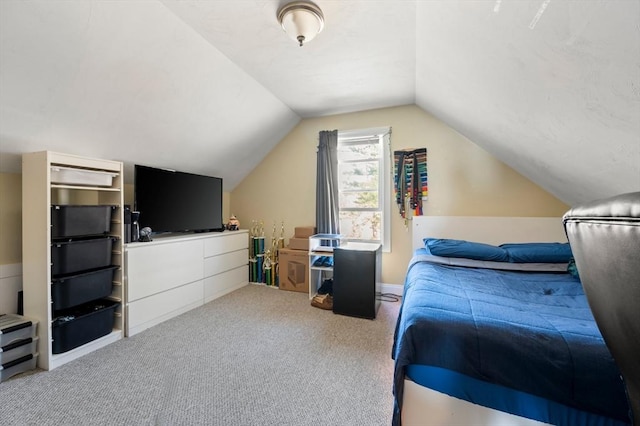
top-left (392, 255), bottom-right (629, 425)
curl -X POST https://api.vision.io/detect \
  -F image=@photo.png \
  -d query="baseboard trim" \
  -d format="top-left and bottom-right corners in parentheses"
top-left (0, 263), bottom-right (22, 278)
top-left (380, 282), bottom-right (403, 296)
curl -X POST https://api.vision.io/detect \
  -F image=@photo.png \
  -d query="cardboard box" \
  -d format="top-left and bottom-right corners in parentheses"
top-left (294, 226), bottom-right (316, 238)
top-left (278, 248), bottom-right (309, 293)
top-left (288, 237), bottom-right (309, 251)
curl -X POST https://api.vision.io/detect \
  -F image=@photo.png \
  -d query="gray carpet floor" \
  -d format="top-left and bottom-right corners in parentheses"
top-left (0, 285), bottom-right (400, 426)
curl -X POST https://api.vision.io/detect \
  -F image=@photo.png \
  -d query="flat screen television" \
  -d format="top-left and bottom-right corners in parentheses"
top-left (134, 165), bottom-right (224, 234)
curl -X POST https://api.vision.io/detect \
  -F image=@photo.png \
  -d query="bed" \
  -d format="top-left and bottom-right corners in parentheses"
top-left (392, 216), bottom-right (631, 426)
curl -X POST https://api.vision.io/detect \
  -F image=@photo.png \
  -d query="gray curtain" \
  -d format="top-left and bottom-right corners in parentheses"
top-left (316, 130), bottom-right (339, 235)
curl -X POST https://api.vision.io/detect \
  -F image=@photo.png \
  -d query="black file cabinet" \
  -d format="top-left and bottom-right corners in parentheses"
top-left (332, 243), bottom-right (382, 319)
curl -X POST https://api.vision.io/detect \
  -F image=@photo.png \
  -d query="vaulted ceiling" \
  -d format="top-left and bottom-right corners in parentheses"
top-left (1, 0), bottom-right (638, 205)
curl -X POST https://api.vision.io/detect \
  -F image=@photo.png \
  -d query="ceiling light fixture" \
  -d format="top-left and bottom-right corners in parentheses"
top-left (277, 1), bottom-right (324, 47)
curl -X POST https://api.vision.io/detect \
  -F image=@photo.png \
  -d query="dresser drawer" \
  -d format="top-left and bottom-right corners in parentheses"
top-left (204, 265), bottom-right (248, 303)
top-left (204, 232), bottom-right (248, 257)
top-left (204, 249), bottom-right (248, 277)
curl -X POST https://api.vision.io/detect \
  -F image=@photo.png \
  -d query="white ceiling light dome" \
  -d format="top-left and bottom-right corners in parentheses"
top-left (277, 1), bottom-right (325, 47)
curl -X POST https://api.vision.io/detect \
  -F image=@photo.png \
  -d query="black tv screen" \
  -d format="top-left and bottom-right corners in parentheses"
top-left (134, 165), bottom-right (223, 234)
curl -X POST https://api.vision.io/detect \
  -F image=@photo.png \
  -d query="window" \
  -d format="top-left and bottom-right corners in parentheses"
top-left (337, 127), bottom-right (391, 251)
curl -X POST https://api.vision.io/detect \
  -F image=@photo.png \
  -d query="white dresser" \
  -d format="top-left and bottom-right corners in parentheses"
top-left (125, 230), bottom-right (248, 336)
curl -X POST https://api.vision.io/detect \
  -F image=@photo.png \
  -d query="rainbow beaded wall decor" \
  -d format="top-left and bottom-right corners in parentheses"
top-left (394, 148), bottom-right (427, 220)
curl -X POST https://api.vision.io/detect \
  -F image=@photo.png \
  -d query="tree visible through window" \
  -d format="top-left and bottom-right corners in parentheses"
top-left (337, 128), bottom-right (390, 250)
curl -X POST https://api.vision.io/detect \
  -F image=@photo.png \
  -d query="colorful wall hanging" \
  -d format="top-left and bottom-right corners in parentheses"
top-left (394, 148), bottom-right (428, 221)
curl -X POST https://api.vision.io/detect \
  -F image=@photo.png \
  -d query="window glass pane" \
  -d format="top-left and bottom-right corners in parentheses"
top-left (337, 129), bottom-right (389, 246)
top-left (337, 141), bottom-right (380, 161)
top-left (339, 211), bottom-right (381, 241)
top-left (339, 161), bottom-right (379, 191)
top-left (339, 191), bottom-right (379, 209)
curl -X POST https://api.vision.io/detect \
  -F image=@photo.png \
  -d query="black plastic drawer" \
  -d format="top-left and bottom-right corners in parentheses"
top-left (51, 205), bottom-right (116, 238)
top-left (52, 299), bottom-right (118, 354)
top-left (51, 237), bottom-right (115, 276)
top-left (51, 266), bottom-right (118, 311)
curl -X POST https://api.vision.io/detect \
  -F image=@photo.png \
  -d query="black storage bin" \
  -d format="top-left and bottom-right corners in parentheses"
top-left (51, 265), bottom-right (118, 310)
top-left (51, 205), bottom-right (116, 238)
top-left (52, 299), bottom-right (118, 354)
top-left (51, 237), bottom-right (115, 276)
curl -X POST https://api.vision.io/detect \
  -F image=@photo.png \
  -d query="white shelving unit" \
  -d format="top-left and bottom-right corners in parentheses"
top-left (308, 234), bottom-right (344, 299)
top-left (22, 151), bottom-right (124, 370)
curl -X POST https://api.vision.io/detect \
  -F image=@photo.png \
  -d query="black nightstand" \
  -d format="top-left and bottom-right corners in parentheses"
top-left (332, 243), bottom-right (382, 319)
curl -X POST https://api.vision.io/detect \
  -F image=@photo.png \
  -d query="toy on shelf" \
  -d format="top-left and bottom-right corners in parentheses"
top-left (226, 215), bottom-right (240, 231)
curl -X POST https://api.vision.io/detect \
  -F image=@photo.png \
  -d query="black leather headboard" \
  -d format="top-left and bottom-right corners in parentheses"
top-left (563, 191), bottom-right (640, 425)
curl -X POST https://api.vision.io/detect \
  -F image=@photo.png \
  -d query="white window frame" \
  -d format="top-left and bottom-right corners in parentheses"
top-left (337, 127), bottom-right (391, 253)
